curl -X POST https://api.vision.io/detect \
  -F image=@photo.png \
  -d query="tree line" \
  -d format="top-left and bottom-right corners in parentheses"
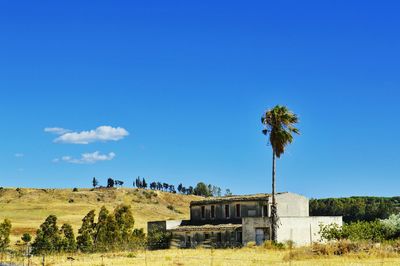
top-left (310, 197), bottom-right (400, 223)
top-left (92, 176), bottom-right (232, 197)
top-left (1, 205), bottom-right (146, 255)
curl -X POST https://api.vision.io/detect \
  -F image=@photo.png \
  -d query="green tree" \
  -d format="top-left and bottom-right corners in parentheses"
top-left (77, 210), bottom-right (96, 252)
top-left (93, 206), bottom-right (109, 251)
top-left (60, 224), bottom-right (77, 252)
top-left (32, 215), bottom-right (61, 254)
top-left (92, 177), bottom-right (98, 188)
top-left (0, 219), bottom-right (11, 252)
top-left (194, 182), bottom-right (212, 197)
top-left (21, 233), bottom-right (32, 244)
top-left (114, 204), bottom-right (135, 247)
top-left (262, 105), bottom-right (299, 242)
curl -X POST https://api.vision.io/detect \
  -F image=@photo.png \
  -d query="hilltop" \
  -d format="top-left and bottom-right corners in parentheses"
top-left (0, 187), bottom-right (202, 242)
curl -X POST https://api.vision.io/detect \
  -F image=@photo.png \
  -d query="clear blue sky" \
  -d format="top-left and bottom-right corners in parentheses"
top-left (1, 1), bottom-right (399, 198)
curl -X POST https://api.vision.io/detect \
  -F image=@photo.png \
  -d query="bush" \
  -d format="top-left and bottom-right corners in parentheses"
top-left (263, 240), bottom-right (286, 250)
top-left (147, 227), bottom-right (171, 250)
top-left (320, 221), bottom-right (396, 242)
top-left (72, 188), bottom-right (78, 192)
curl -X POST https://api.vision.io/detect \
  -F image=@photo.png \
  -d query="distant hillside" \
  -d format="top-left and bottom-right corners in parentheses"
top-left (0, 187), bottom-right (202, 242)
top-left (310, 196), bottom-right (400, 223)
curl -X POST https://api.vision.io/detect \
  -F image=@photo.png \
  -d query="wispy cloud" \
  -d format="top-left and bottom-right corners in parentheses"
top-left (45, 126), bottom-right (129, 144)
top-left (44, 127), bottom-right (71, 135)
top-left (14, 153), bottom-right (24, 158)
top-left (53, 151), bottom-right (116, 164)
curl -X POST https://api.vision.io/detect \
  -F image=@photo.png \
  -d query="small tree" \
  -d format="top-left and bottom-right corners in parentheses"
top-left (21, 233), bottom-right (32, 244)
top-left (107, 178), bottom-right (114, 188)
top-left (92, 177), bottom-right (98, 188)
top-left (194, 182), bottom-right (211, 197)
top-left (0, 219), bottom-right (11, 252)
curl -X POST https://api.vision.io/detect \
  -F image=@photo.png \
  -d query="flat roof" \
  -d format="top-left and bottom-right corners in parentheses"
top-left (190, 192), bottom-right (288, 206)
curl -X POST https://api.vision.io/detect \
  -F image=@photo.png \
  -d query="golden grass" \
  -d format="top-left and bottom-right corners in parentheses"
top-left (0, 187), bottom-right (201, 243)
top-left (2, 248), bottom-right (399, 266)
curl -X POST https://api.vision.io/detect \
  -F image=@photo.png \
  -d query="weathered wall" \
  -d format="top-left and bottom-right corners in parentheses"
top-left (275, 193), bottom-right (309, 217)
top-left (190, 201), bottom-right (268, 222)
top-left (242, 217), bottom-right (271, 244)
top-left (147, 220), bottom-right (182, 233)
top-left (242, 216), bottom-right (342, 246)
top-left (172, 229), bottom-right (240, 248)
top-left (277, 216), bottom-right (342, 246)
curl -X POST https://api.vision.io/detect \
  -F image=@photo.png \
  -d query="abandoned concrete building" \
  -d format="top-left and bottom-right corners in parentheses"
top-left (148, 192), bottom-right (342, 248)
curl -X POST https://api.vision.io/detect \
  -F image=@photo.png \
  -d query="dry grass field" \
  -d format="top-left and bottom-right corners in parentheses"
top-left (1, 248), bottom-right (397, 266)
top-left (0, 187), bottom-right (200, 243)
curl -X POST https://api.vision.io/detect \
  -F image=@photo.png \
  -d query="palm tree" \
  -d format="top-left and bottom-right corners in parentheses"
top-left (261, 105), bottom-right (299, 242)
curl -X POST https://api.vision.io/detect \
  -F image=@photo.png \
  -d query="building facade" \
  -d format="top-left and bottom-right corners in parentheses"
top-left (148, 192), bottom-right (342, 248)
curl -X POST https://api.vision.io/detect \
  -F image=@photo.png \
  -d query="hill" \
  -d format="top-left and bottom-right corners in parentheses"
top-left (0, 187), bottom-right (202, 242)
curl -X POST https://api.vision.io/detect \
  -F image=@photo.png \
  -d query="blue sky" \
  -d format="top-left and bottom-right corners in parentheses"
top-left (0, 1), bottom-right (399, 198)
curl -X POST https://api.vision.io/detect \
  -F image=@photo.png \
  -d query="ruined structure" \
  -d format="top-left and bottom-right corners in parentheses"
top-left (148, 192), bottom-right (342, 248)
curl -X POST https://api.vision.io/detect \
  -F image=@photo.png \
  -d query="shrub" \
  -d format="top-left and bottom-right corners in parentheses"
top-left (320, 221), bottom-right (395, 242)
top-left (263, 240), bottom-right (286, 250)
top-left (246, 241), bottom-right (256, 248)
top-left (147, 227), bottom-right (171, 250)
top-left (72, 188), bottom-right (78, 192)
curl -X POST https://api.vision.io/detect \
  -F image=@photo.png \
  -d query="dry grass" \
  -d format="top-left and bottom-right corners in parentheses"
top-left (0, 187), bottom-right (201, 243)
top-left (1, 248), bottom-right (398, 266)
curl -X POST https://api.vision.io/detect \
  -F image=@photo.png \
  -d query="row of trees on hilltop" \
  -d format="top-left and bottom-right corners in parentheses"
top-left (91, 176), bottom-right (231, 197)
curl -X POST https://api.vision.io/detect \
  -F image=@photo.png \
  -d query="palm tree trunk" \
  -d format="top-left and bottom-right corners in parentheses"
top-left (271, 149), bottom-right (277, 242)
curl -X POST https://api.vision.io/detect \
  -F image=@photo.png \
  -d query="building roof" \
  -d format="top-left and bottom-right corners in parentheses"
top-left (190, 193), bottom-right (287, 206)
top-left (169, 223), bottom-right (242, 232)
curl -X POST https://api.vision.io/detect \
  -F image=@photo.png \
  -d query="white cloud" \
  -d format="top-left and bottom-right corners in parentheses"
top-left (44, 127), bottom-right (71, 135)
top-left (53, 151), bottom-right (116, 164)
top-left (49, 126), bottom-right (129, 144)
top-left (14, 153), bottom-right (24, 158)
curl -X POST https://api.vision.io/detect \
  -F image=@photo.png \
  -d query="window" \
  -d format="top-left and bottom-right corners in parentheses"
top-left (211, 205), bottom-right (215, 219)
top-left (204, 233), bottom-right (210, 240)
top-left (217, 232), bottom-right (222, 242)
top-left (201, 206), bottom-right (205, 219)
top-left (235, 204), bottom-right (241, 217)
top-left (236, 231), bottom-right (243, 243)
top-left (225, 204), bottom-right (230, 218)
top-left (263, 205), bottom-right (268, 217)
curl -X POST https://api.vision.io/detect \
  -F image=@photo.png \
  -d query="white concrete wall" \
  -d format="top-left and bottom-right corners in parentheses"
top-left (275, 193), bottom-right (309, 217)
top-left (277, 216), bottom-right (342, 246)
top-left (242, 216), bottom-right (342, 246)
top-left (166, 220), bottom-right (182, 230)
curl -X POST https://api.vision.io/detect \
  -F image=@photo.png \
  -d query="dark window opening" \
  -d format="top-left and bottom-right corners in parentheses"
top-left (236, 231), bottom-right (242, 243)
top-left (204, 233), bottom-right (210, 240)
top-left (263, 205), bottom-right (268, 217)
top-left (201, 206), bottom-right (205, 219)
top-left (217, 232), bottom-right (222, 242)
top-left (211, 205), bottom-right (215, 219)
top-left (225, 204), bottom-right (230, 218)
top-left (236, 204), bottom-right (241, 217)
